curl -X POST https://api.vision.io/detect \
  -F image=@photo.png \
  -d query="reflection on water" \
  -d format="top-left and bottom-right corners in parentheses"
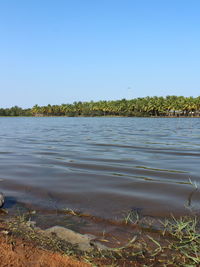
top-left (0, 117), bottom-right (200, 232)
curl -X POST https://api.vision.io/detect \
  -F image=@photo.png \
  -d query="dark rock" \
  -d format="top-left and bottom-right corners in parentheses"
top-left (0, 192), bottom-right (4, 208)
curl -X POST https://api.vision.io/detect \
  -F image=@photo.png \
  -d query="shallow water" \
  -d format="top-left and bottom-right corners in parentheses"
top-left (0, 117), bottom-right (200, 233)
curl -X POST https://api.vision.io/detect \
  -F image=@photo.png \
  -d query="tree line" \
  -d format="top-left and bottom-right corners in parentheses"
top-left (0, 106), bottom-right (31, 116)
top-left (1, 96), bottom-right (200, 117)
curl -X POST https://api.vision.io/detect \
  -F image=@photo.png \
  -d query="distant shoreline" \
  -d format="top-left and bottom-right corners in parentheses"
top-left (0, 115), bottom-right (200, 118)
top-left (1, 96), bottom-right (200, 117)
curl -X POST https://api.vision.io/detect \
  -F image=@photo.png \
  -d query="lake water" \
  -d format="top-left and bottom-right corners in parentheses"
top-left (0, 117), bottom-right (200, 235)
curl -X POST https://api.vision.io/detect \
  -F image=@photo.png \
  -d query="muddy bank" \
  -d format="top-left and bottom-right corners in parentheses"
top-left (0, 211), bottom-right (199, 267)
top-left (0, 223), bottom-right (90, 267)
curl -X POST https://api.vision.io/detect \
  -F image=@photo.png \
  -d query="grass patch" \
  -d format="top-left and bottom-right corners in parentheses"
top-left (161, 216), bottom-right (200, 265)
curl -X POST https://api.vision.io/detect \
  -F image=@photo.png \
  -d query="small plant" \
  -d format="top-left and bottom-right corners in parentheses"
top-left (188, 177), bottom-right (198, 189)
top-left (123, 209), bottom-right (140, 225)
top-left (63, 208), bottom-right (80, 216)
top-left (163, 215), bottom-right (200, 265)
top-left (186, 177), bottom-right (199, 210)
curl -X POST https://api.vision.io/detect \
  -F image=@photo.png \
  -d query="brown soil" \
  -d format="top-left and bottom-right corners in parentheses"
top-left (0, 230), bottom-right (90, 267)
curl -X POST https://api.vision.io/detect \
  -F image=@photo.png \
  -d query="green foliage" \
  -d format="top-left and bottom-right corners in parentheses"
top-left (29, 96), bottom-right (200, 117)
top-left (1, 95), bottom-right (200, 117)
top-left (0, 106), bottom-right (31, 116)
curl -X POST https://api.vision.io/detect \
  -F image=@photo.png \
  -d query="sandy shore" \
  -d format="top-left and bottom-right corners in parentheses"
top-left (0, 222), bottom-right (90, 267)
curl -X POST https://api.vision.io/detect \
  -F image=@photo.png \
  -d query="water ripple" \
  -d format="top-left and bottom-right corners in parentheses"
top-left (0, 117), bottom-right (200, 222)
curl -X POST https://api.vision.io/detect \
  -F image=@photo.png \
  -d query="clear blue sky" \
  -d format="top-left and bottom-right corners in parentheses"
top-left (0, 0), bottom-right (200, 108)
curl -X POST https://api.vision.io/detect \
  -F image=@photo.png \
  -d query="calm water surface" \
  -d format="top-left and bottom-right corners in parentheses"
top-left (0, 117), bottom-right (200, 232)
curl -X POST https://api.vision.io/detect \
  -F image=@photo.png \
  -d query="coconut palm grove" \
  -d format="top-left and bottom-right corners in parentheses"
top-left (1, 95), bottom-right (200, 117)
